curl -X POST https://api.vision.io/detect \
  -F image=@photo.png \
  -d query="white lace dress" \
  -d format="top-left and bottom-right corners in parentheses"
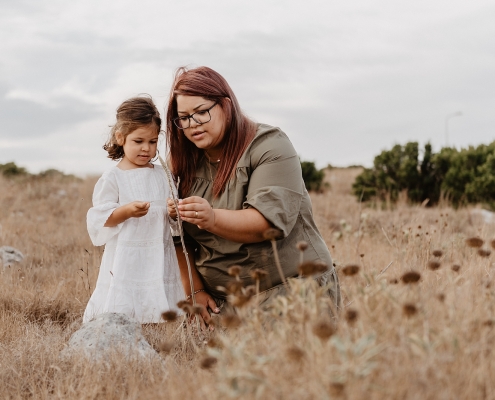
top-left (83, 165), bottom-right (185, 323)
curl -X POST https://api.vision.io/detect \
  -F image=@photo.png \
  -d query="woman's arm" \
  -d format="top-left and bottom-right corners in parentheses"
top-left (175, 242), bottom-right (220, 327)
top-left (177, 197), bottom-right (271, 243)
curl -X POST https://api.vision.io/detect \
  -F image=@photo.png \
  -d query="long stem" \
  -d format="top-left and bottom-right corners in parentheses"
top-left (158, 156), bottom-right (196, 304)
top-left (271, 239), bottom-right (287, 286)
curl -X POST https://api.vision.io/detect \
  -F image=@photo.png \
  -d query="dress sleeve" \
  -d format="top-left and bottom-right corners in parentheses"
top-left (242, 129), bottom-right (304, 238)
top-left (87, 171), bottom-right (123, 246)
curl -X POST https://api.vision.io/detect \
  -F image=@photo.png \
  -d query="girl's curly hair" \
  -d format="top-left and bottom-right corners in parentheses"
top-left (104, 95), bottom-right (162, 160)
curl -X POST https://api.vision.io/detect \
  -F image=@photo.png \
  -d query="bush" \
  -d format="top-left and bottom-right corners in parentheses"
top-left (352, 141), bottom-right (495, 208)
top-left (301, 161), bottom-right (325, 192)
top-left (0, 162), bottom-right (28, 177)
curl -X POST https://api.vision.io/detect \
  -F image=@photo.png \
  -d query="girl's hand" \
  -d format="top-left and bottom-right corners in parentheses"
top-left (178, 196), bottom-right (215, 230)
top-left (126, 201), bottom-right (150, 218)
top-left (167, 198), bottom-right (178, 220)
top-left (193, 290), bottom-right (220, 331)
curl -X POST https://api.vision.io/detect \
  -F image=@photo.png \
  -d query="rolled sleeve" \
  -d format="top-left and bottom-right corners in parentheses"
top-left (243, 131), bottom-right (303, 238)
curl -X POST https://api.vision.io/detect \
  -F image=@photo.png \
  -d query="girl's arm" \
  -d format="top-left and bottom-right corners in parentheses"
top-left (104, 201), bottom-right (151, 227)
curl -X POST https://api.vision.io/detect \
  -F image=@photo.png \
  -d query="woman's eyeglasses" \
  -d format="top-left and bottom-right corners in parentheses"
top-left (173, 103), bottom-right (217, 129)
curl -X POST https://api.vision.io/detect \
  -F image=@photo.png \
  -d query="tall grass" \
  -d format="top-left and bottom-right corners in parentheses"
top-left (1, 169), bottom-right (494, 399)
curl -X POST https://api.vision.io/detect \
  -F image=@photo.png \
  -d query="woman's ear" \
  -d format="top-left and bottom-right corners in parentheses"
top-left (115, 132), bottom-right (124, 146)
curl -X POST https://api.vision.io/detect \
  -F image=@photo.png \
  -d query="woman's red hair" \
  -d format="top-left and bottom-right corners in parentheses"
top-left (166, 66), bottom-right (257, 198)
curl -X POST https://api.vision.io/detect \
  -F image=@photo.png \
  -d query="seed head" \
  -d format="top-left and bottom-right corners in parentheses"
top-left (286, 345), bottom-right (306, 362)
top-left (263, 228), bottom-right (284, 241)
top-left (312, 318), bottom-right (336, 341)
top-left (483, 320), bottom-right (494, 327)
top-left (451, 264), bottom-right (461, 272)
top-left (345, 308), bottom-right (359, 324)
top-left (427, 260), bottom-right (441, 270)
top-left (403, 303), bottom-right (418, 317)
top-left (250, 268), bottom-right (268, 281)
top-left (228, 293), bottom-right (251, 307)
top-left (491, 240), bottom-right (495, 250)
top-left (227, 265), bottom-right (242, 278)
top-left (221, 313), bottom-right (242, 328)
top-left (200, 356), bottom-right (218, 369)
top-left (192, 305), bottom-right (205, 315)
top-left (244, 285), bottom-right (256, 297)
top-left (478, 248), bottom-right (491, 257)
top-left (177, 300), bottom-right (193, 314)
top-left (161, 310), bottom-right (178, 322)
top-left (437, 293), bottom-right (445, 302)
top-left (298, 261), bottom-right (328, 276)
top-left (226, 280), bottom-right (244, 295)
top-left (432, 249), bottom-right (443, 257)
top-left (206, 337), bottom-right (223, 349)
top-left (466, 237), bottom-right (484, 248)
top-left (296, 241), bottom-right (309, 251)
top-left (389, 278), bottom-right (399, 284)
top-left (400, 271), bottom-right (421, 284)
top-left (158, 341), bottom-right (174, 354)
top-left (341, 264), bottom-right (360, 276)
top-left (329, 382), bottom-right (345, 397)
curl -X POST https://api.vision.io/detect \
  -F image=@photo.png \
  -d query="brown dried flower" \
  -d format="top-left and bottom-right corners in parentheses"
top-left (226, 280), bottom-right (244, 295)
top-left (478, 248), bottom-right (491, 257)
top-left (329, 382), bottom-right (345, 397)
top-left (432, 249), bottom-right (443, 257)
top-left (345, 308), bottom-right (359, 324)
top-left (227, 265), bottom-right (242, 278)
top-left (466, 237), bottom-right (484, 248)
top-left (286, 345), bottom-right (306, 362)
top-left (312, 319), bottom-right (336, 341)
top-left (427, 260), bottom-right (441, 270)
top-left (263, 228), bottom-right (284, 241)
top-left (403, 303), bottom-right (418, 317)
top-left (341, 264), bottom-right (360, 276)
top-left (158, 341), bottom-right (174, 355)
top-left (200, 356), bottom-right (218, 369)
top-left (192, 305), bottom-right (205, 315)
top-left (177, 300), bottom-right (193, 314)
top-left (451, 264), bottom-right (461, 272)
top-left (400, 271), bottom-right (421, 284)
top-left (491, 239), bottom-right (495, 250)
top-left (298, 261), bottom-right (328, 276)
top-left (437, 293), bottom-right (445, 302)
top-left (206, 337), bottom-right (223, 349)
top-left (250, 268), bottom-right (268, 281)
top-left (161, 310), bottom-right (178, 322)
top-left (296, 241), bottom-right (309, 251)
top-left (221, 313), bottom-right (242, 328)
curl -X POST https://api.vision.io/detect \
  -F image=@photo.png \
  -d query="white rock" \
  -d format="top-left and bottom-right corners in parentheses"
top-left (0, 246), bottom-right (24, 266)
top-left (62, 312), bottom-right (160, 361)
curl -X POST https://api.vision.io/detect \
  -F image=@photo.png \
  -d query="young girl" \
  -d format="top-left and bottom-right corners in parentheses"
top-left (83, 96), bottom-right (185, 324)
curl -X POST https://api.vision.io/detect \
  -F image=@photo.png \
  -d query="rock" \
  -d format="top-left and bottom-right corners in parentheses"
top-left (62, 312), bottom-right (160, 361)
top-left (0, 246), bottom-right (24, 266)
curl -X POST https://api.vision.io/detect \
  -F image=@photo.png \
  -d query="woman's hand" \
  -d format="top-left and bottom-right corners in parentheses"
top-left (192, 290), bottom-right (220, 330)
top-left (167, 198), bottom-right (178, 220)
top-left (178, 196), bottom-right (215, 230)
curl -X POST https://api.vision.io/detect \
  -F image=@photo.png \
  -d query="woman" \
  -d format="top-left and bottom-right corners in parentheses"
top-left (166, 66), bottom-right (340, 326)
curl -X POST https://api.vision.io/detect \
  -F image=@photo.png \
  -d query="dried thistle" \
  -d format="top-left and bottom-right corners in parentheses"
top-left (200, 356), bottom-right (218, 369)
top-left (427, 260), bottom-right (441, 270)
top-left (191, 305), bottom-right (204, 315)
top-left (478, 248), bottom-right (491, 257)
top-left (483, 320), bottom-right (494, 327)
top-left (228, 265), bottom-right (242, 280)
top-left (221, 313), bottom-right (242, 328)
top-left (177, 300), bottom-right (193, 314)
top-left (432, 249), bottom-right (443, 257)
top-left (298, 261), bottom-right (328, 276)
top-left (389, 278), bottom-right (399, 284)
top-left (250, 268), bottom-right (268, 281)
top-left (466, 237), bottom-right (484, 248)
top-left (341, 264), bottom-right (360, 276)
top-left (206, 337), bottom-right (223, 349)
top-left (226, 280), bottom-right (244, 295)
top-left (161, 310), bottom-right (178, 322)
top-left (345, 308), bottom-right (358, 324)
top-left (296, 241), bottom-right (308, 251)
top-left (401, 271), bottom-right (421, 284)
top-left (437, 293), bottom-right (445, 302)
top-left (286, 345), bottom-right (306, 362)
top-left (312, 318), bottom-right (336, 341)
top-left (329, 382), bottom-right (345, 397)
top-left (263, 228), bottom-right (284, 241)
top-left (491, 239), bottom-right (495, 250)
top-left (403, 303), bottom-right (417, 317)
top-left (158, 341), bottom-right (174, 355)
top-left (451, 264), bottom-right (461, 272)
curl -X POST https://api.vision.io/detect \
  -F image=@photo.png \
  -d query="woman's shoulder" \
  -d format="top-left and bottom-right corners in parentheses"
top-left (240, 123), bottom-right (297, 166)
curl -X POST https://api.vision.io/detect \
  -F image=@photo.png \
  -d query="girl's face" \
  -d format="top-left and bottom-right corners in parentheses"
top-left (176, 95), bottom-right (227, 158)
top-left (117, 125), bottom-right (159, 169)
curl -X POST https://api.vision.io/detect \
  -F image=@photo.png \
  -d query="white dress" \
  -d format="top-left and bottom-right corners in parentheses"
top-left (83, 164), bottom-right (185, 323)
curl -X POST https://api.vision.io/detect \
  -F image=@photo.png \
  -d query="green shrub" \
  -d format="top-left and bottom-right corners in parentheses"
top-left (353, 141), bottom-right (495, 208)
top-left (301, 160), bottom-right (325, 192)
top-left (0, 162), bottom-right (28, 177)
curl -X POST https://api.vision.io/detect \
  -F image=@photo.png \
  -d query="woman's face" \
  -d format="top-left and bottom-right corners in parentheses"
top-left (175, 95), bottom-right (227, 156)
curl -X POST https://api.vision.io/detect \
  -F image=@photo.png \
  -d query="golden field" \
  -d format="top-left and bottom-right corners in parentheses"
top-left (1, 168), bottom-right (495, 399)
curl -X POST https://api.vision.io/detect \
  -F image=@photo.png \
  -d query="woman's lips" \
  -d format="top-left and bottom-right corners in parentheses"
top-left (191, 130), bottom-right (205, 139)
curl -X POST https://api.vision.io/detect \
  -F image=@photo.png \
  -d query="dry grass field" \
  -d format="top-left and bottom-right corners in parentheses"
top-left (1, 167), bottom-right (495, 399)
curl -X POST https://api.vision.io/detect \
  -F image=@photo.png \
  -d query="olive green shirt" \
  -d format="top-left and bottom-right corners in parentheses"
top-left (182, 123), bottom-right (333, 298)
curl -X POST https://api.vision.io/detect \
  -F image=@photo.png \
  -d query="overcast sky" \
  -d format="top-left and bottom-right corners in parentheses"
top-left (1, 0), bottom-right (494, 176)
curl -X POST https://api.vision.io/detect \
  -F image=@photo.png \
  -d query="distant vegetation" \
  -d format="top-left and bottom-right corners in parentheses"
top-left (352, 141), bottom-right (495, 208)
top-left (301, 160), bottom-right (326, 192)
top-left (0, 162), bottom-right (79, 180)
